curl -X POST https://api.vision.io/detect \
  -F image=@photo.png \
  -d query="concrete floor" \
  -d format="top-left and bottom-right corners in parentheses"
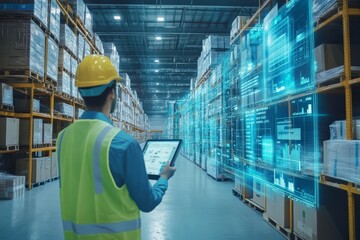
top-left (0, 155), bottom-right (284, 240)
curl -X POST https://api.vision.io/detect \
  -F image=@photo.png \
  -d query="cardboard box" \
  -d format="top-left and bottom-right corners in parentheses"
top-left (43, 123), bottom-right (52, 144)
top-left (14, 98), bottom-right (40, 113)
top-left (16, 157), bottom-right (46, 183)
top-left (55, 103), bottom-right (74, 117)
top-left (252, 178), bottom-right (265, 208)
top-left (265, 186), bottom-right (290, 228)
top-left (20, 118), bottom-right (43, 145)
top-left (293, 200), bottom-right (345, 240)
top-left (44, 157), bottom-right (51, 180)
top-left (0, 19), bottom-right (45, 77)
top-left (315, 44), bottom-right (360, 73)
top-left (0, 83), bottom-right (13, 107)
top-left (60, 24), bottom-right (77, 56)
top-left (48, 0), bottom-right (61, 41)
top-left (46, 37), bottom-right (59, 81)
top-left (58, 71), bottom-right (71, 95)
top-left (0, 173), bottom-right (25, 200)
top-left (51, 152), bottom-right (59, 178)
top-left (0, 117), bottom-right (20, 146)
top-left (68, 0), bottom-right (85, 23)
top-left (59, 48), bottom-right (71, 72)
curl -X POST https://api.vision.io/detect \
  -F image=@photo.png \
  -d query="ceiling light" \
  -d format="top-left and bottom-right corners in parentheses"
top-left (114, 15), bottom-right (121, 20)
top-left (155, 36), bottom-right (162, 40)
top-left (154, 59), bottom-right (159, 63)
top-left (155, 70), bottom-right (159, 73)
top-left (156, 82), bottom-right (160, 85)
top-left (157, 16), bottom-right (164, 22)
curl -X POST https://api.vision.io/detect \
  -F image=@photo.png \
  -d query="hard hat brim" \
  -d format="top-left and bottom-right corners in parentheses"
top-left (78, 79), bottom-right (119, 97)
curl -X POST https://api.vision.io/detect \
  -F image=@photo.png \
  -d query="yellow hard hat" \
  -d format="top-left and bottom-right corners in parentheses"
top-left (76, 55), bottom-right (121, 96)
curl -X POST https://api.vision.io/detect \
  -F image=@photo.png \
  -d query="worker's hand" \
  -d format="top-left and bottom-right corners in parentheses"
top-left (160, 162), bottom-right (176, 180)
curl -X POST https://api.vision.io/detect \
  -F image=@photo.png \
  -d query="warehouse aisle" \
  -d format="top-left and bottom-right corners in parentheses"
top-left (0, 155), bottom-right (284, 240)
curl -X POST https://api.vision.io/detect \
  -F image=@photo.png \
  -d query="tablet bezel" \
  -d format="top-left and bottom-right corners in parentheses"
top-left (142, 139), bottom-right (182, 180)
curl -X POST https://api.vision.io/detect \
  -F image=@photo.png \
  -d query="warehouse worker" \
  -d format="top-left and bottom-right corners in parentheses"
top-left (56, 54), bottom-right (176, 240)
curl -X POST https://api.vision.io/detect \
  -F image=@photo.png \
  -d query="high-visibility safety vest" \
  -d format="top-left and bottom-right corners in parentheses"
top-left (56, 120), bottom-right (141, 240)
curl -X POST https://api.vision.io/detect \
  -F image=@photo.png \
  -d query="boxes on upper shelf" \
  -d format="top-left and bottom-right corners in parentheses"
top-left (0, 0), bottom-right (48, 28)
top-left (84, 6), bottom-right (93, 36)
top-left (14, 98), bottom-right (40, 113)
top-left (46, 37), bottom-right (59, 82)
top-left (0, 117), bottom-right (19, 146)
top-left (94, 33), bottom-right (104, 54)
top-left (0, 19), bottom-right (45, 77)
top-left (70, 57), bottom-right (78, 76)
top-left (77, 34), bottom-right (85, 60)
top-left (71, 79), bottom-right (78, 98)
top-left (0, 173), bottom-right (25, 200)
top-left (0, 83), bottom-right (13, 107)
top-left (48, 0), bottom-right (60, 41)
top-left (68, 0), bottom-right (85, 23)
top-left (329, 120), bottom-right (356, 140)
top-left (60, 24), bottom-right (77, 57)
top-left (104, 42), bottom-right (120, 73)
top-left (20, 118), bottom-right (43, 145)
top-left (75, 108), bottom-right (85, 119)
top-left (84, 40), bottom-right (91, 57)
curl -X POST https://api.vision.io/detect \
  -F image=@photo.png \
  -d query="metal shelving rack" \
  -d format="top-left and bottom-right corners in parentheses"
top-left (0, 0), bottom-right (151, 189)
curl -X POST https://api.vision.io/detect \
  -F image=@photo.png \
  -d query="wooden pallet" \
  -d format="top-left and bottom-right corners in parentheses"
top-left (0, 104), bottom-right (14, 112)
top-left (55, 91), bottom-right (71, 100)
top-left (54, 112), bottom-right (73, 120)
top-left (263, 213), bottom-right (292, 240)
top-left (0, 144), bottom-right (19, 151)
top-left (243, 198), bottom-right (265, 214)
top-left (0, 69), bottom-right (44, 83)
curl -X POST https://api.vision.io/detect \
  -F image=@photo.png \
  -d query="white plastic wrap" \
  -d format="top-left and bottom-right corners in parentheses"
top-left (329, 120), bottom-right (356, 140)
top-left (104, 42), bottom-right (120, 73)
top-left (59, 48), bottom-right (71, 72)
top-left (43, 123), bottom-right (52, 144)
top-left (49, 0), bottom-right (60, 40)
top-left (94, 33), bottom-right (104, 54)
top-left (71, 78), bottom-right (78, 98)
top-left (68, 0), bottom-right (85, 23)
top-left (47, 37), bottom-right (59, 81)
top-left (84, 6), bottom-right (93, 36)
top-left (323, 140), bottom-right (360, 184)
top-left (58, 71), bottom-right (71, 95)
top-left (55, 103), bottom-right (74, 117)
top-left (316, 66), bottom-right (360, 84)
top-left (60, 24), bottom-right (77, 56)
top-left (84, 40), bottom-right (91, 57)
top-left (77, 34), bottom-right (85, 60)
top-left (70, 57), bottom-right (78, 76)
top-left (0, 83), bottom-right (13, 107)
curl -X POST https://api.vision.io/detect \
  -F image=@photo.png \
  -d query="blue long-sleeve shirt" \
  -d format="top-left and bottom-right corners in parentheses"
top-left (80, 111), bottom-right (168, 212)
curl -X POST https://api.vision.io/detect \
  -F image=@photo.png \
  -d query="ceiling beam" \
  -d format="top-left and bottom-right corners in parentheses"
top-left (95, 27), bottom-right (229, 36)
top-left (85, 0), bottom-right (258, 8)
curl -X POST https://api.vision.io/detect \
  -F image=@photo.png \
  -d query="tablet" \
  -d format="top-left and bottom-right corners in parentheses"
top-left (142, 139), bottom-right (182, 180)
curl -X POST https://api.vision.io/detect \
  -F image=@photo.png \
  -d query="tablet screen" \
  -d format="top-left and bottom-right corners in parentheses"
top-left (143, 140), bottom-right (182, 177)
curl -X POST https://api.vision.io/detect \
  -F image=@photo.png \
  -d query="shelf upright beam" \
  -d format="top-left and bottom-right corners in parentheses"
top-left (343, 2), bottom-right (355, 239)
top-left (28, 86), bottom-right (34, 189)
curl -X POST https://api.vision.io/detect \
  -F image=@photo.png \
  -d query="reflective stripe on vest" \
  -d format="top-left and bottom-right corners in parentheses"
top-left (63, 218), bottom-right (141, 235)
top-left (93, 125), bottom-right (113, 194)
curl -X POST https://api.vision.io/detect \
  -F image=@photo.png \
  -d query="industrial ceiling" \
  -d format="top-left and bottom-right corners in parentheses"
top-left (86, 0), bottom-right (259, 115)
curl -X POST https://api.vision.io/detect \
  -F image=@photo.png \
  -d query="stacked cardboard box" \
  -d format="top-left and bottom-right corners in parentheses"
top-left (16, 157), bottom-right (50, 183)
top-left (323, 140), bottom-right (360, 184)
top-left (59, 48), bottom-right (71, 72)
top-left (84, 6), bottom-right (93, 36)
top-left (20, 118), bottom-right (43, 145)
top-left (313, 0), bottom-right (360, 23)
top-left (58, 71), bottom-right (71, 95)
top-left (14, 98), bottom-right (40, 113)
top-left (70, 57), bottom-right (78, 76)
top-left (48, 0), bottom-right (60, 40)
top-left (55, 103), bottom-right (74, 117)
top-left (75, 108), bottom-right (85, 119)
top-left (51, 152), bottom-right (59, 178)
top-left (46, 37), bottom-right (59, 81)
top-left (94, 33), bottom-right (104, 54)
top-left (43, 123), bottom-right (52, 144)
top-left (0, 20), bottom-right (45, 77)
top-left (104, 42), bottom-right (120, 73)
top-left (0, 83), bottom-right (13, 107)
top-left (0, 173), bottom-right (25, 200)
top-left (68, 0), bottom-right (85, 23)
top-left (0, 0), bottom-right (48, 27)
top-left (0, 118), bottom-right (20, 146)
top-left (71, 79), bottom-right (78, 98)
top-left (252, 178), bottom-right (265, 208)
top-left (265, 186), bottom-right (290, 228)
top-left (84, 40), bottom-right (91, 57)
top-left (230, 16), bottom-right (249, 40)
top-left (60, 24), bottom-right (77, 57)
top-left (77, 34), bottom-right (85, 60)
